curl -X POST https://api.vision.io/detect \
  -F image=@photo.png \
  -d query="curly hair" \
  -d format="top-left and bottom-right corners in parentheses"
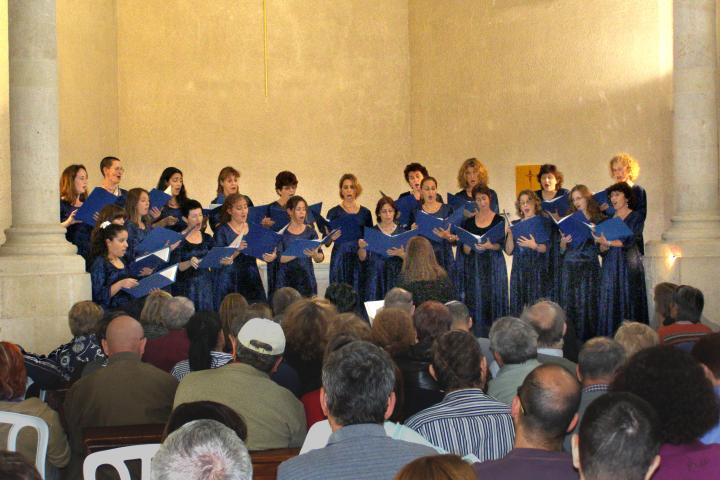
top-left (403, 163), bottom-right (429, 182)
top-left (457, 158), bottom-right (490, 190)
top-left (432, 330), bottom-right (484, 391)
top-left (0, 342), bottom-right (26, 401)
top-left (515, 190), bottom-right (542, 218)
top-left (371, 307), bottom-right (416, 357)
top-left (611, 346), bottom-right (719, 444)
top-left (536, 164), bottom-right (564, 190)
top-left (610, 153), bottom-right (640, 182)
top-left (606, 182), bottom-right (637, 210)
top-left (282, 298), bottom-right (337, 362)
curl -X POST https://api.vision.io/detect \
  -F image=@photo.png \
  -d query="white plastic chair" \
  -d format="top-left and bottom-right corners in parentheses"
top-left (0, 411), bottom-right (50, 479)
top-left (83, 443), bottom-right (161, 480)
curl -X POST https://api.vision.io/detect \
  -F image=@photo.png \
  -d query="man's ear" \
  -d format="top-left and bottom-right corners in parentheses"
top-left (271, 356), bottom-right (283, 374)
top-left (320, 387), bottom-right (329, 417)
top-left (429, 364), bottom-right (437, 381)
top-left (562, 322), bottom-right (567, 337)
top-left (566, 413), bottom-right (579, 434)
top-left (384, 391), bottom-right (397, 421)
top-left (644, 455), bottom-right (661, 480)
top-left (576, 364), bottom-right (583, 383)
top-left (510, 395), bottom-right (522, 418)
top-left (101, 338), bottom-right (110, 356)
top-left (571, 434), bottom-right (581, 471)
top-left (138, 337), bottom-right (147, 356)
top-left (493, 351), bottom-right (504, 367)
top-left (480, 356), bottom-right (488, 387)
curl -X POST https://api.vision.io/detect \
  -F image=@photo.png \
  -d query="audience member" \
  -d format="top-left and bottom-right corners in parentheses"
top-left (487, 316), bottom-right (540, 405)
top-left (405, 330), bottom-right (514, 461)
top-left (396, 237), bottom-right (455, 306)
top-left (282, 298), bottom-right (337, 395)
top-left (173, 318), bottom-right (306, 450)
top-left (271, 286), bottom-right (302, 322)
top-left (0, 342), bottom-right (70, 474)
top-left (658, 285), bottom-right (712, 347)
top-left (278, 341), bottom-right (436, 479)
top-left (325, 282), bottom-right (358, 314)
top-left (523, 300), bottom-right (577, 373)
top-left (143, 296), bottom-right (194, 371)
top-left (139, 290), bottom-right (173, 339)
top-left (653, 281), bottom-right (677, 328)
top-left (0, 451), bottom-right (42, 480)
top-left (372, 307), bottom-right (416, 357)
top-left (219, 292), bottom-right (248, 351)
top-left (394, 454), bottom-right (476, 480)
top-left (474, 364), bottom-right (581, 479)
top-left (691, 333), bottom-right (720, 444)
top-left (171, 311), bottom-right (230, 381)
top-left (152, 419), bottom-right (252, 480)
top-left (384, 287), bottom-right (415, 315)
top-left (611, 346), bottom-right (720, 479)
top-left (23, 300), bottom-right (105, 388)
top-left (613, 321), bottom-right (658, 359)
top-left (563, 337), bottom-right (626, 451)
top-left (571, 392), bottom-right (660, 480)
top-left (242, 302), bottom-right (273, 324)
top-left (326, 313), bottom-right (373, 343)
top-left (445, 300), bottom-right (473, 331)
top-left (63, 315), bottom-right (177, 477)
top-left (164, 400), bottom-right (247, 441)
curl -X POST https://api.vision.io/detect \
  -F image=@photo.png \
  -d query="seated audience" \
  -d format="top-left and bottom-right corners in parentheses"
top-left (152, 419), bottom-right (252, 480)
top-left (658, 285), bottom-right (712, 347)
top-left (563, 337), bottom-right (626, 451)
top-left (0, 342), bottom-right (70, 474)
top-left (405, 330), bottom-right (514, 461)
top-left (219, 293), bottom-right (248, 350)
top-left (474, 364), bottom-right (581, 479)
top-left (139, 290), bottom-right (173, 340)
top-left (325, 282), bottom-right (358, 314)
top-left (445, 300), bottom-right (473, 332)
top-left (611, 346), bottom-right (720, 479)
top-left (394, 454), bottom-right (477, 480)
top-left (327, 313), bottom-right (373, 342)
top-left (282, 298), bottom-right (337, 395)
top-left (523, 300), bottom-right (577, 373)
top-left (384, 287), bottom-right (415, 315)
top-left (691, 333), bottom-right (720, 445)
top-left (0, 451), bottom-right (42, 480)
top-left (653, 281), bottom-right (678, 328)
top-left (487, 316), bottom-right (540, 405)
top-left (243, 302), bottom-right (273, 323)
top-left (143, 296), bottom-right (194, 371)
top-left (278, 341), bottom-right (436, 479)
top-left (63, 315), bottom-right (178, 478)
top-left (613, 320), bottom-right (658, 359)
top-left (23, 300), bottom-right (105, 387)
top-left (271, 286), bottom-right (302, 323)
top-left (171, 311), bottom-right (230, 381)
top-left (173, 318), bottom-right (306, 450)
top-left (396, 237), bottom-right (455, 306)
top-left (571, 392), bottom-right (660, 480)
top-left (164, 400), bottom-right (247, 441)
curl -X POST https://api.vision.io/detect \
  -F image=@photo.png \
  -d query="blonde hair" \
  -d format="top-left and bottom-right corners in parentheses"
top-left (456, 158), bottom-right (489, 190)
top-left (401, 237), bottom-right (447, 282)
top-left (139, 290), bottom-right (172, 326)
top-left (338, 173), bottom-right (363, 198)
top-left (68, 301), bottom-right (104, 337)
top-left (220, 293), bottom-right (249, 348)
top-left (609, 153), bottom-right (640, 182)
top-left (614, 321), bottom-right (659, 359)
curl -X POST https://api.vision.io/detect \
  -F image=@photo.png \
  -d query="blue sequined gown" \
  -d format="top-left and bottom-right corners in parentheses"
top-left (361, 225), bottom-right (406, 301)
top-left (60, 200), bottom-right (92, 269)
top-left (265, 201), bottom-right (290, 298)
top-left (90, 256), bottom-right (133, 309)
top-left (509, 217), bottom-right (552, 316)
top-left (597, 211), bottom-right (649, 336)
top-left (408, 204), bottom-right (457, 281)
top-left (276, 225), bottom-right (319, 297)
top-left (536, 188), bottom-right (569, 302)
top-left (560, 231), bottom-right (601, 341)
top-left (457, 214), bottom-right (509, 337)
top-left (213, 223), bottom-right (268, 308)
top-left (125, 220), bottom-right (152, 262)
top-left (172, 232), bottom-right (215, 311)
top-left (326, 206), bottom-right (373, 292)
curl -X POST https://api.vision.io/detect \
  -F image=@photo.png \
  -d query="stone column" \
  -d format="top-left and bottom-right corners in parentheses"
top-left (0, 0), bottom-right (90, 352)
top-left (645, 0), bottom-right (720, 330)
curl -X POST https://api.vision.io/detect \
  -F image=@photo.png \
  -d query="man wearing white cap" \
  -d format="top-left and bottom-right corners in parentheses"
top-left (173, 318), bottom-right (307, 450)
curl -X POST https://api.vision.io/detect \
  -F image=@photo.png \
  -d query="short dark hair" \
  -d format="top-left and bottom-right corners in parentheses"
top-left (536, 164), bottom-right (564, 190)
top-left (445, 300), bottom-right (470, 329)
top-left (0, 451), bottom-right (41, 480)
top-left (181, 198), bottom-right (203, 217)
top-left (374, 196), bottom-right (399, 224)
top-left (518, 364), bottom-right (581, 441)
top-left (672, 285), bottom-right (704, 323)
top-left (471, 184), bottom-right (494, 201)
top-left (235, 343), bottom-right (279, 373)
top-left (692, 333), bottom-right (720, 379)
top-left (271, 287), bottom-right (301, 317)
top-left (324, 283), bottom-right (357, 314)
top-left (100, 156), bottom-right (119, 175)
top-left (322, 341), bottom-right (395, 426)
top-left (403, 162), bottom-right (429, 182)
top-left (413, 301), bottom-right (452, 348)
top-left (164, 401), bottom-right (248, 442)
top-left (275, 170), bottom-right (298, 192)
top-left (578, 337), bottom-right (626, 380)
top-left (606, 182), bottom-right (637, 210)
top-left (611, 346), bottom-right (719, 444)
top-left (432, 331), bottom-right (483, 390)
top-left (579, 393), bottom-right (660, 480)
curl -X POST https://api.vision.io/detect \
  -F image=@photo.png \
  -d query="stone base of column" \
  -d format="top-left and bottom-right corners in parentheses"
top-left (661, 214), bottom-right (720, 242)
top-left (0, 229), bottom-right (91, 353)
top-left (644, 239), bottom-right (720, 330)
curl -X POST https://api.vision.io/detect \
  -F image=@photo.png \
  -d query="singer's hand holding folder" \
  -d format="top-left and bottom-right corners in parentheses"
top-left (198, 247), bottom-right (238, 269)
top-left (283, 231), bottom-right (336, 258)
top-left (415, 211), bottom-right (451, 242)
top-left (510, 216), bottom-right (550, 245)
top-left (592, 217), bottom-right (634, 241)
top-left (454, 221), bottom-right (505, 250)
top-left (128, 247), bottom-right (170, 277)
top-left (447, 193), bottom-right (477, 214)
top-left (122, 264), bottom-right (179, 298)
top-left (75, 187), bottom-right (118, 225)
top-left (248, 204), bottom-right (271, 225)
top-left (148, 188), bottom-right (172, 211)
top-left (541, 194), bottom-right (570, 216)
top-left (363, 227), bottom-right (417, 257)
top-left (243, 225), bottom-right (282, 259)
top-left (554, 212), bottom-right (592, 248)
top-left (135, 227), bottom-right (185, 256)
top-left (592, 190), bottom-right (615, 216)
top-left (267, 204), bottom-right (291, 230)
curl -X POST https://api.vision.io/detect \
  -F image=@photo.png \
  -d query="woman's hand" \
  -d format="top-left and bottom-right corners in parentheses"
top-left (358, 239), bottom-right (368, 249)
top-left (61, 209), bottom-right (80, 228)
top-left (330, 230), bottom-right (342, 242)
top-left (262, 249), bottom-right (277, 263)
top-left (600, 202), bottom-right (609, 212)
top-left (560, 233), bottom-right (572, 249)
top-left (261, 217), bottom-right (274, 228)
top-left (219, 256), bottom-right (234, 266)
top-left (138, 267), bottom-right (154, 277)
top-left (149, 207), bottom-right (162, 220)
top-left (190, 256), bottom-right (200, 269)
top-left (387, 246), bottom-right (405, 258)
top-left (236, 240), bottom-right (248, 251)
top-left (517, 234), bottom-right (538, 250)
top-left (119, 278), bottom-right (139, 289)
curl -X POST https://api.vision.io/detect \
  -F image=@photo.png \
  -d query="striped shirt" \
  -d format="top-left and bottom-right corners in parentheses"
top-left (171, 351), bottom-right (232, 381)
top-left (404, 388), bottom-right (515, 462)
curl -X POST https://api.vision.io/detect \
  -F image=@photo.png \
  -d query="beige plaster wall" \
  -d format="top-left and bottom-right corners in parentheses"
top-left (0, 0), bottom-right (9, 245)
top-left (114, 0), bottom-right (412, 210)
top-left (57, 0), bottom-right (119, 181)
top-left (408, 0), bottom-right (674, 242)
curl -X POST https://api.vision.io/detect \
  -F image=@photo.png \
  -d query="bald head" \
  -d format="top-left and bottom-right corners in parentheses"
top-left (102, 315), bottom-right (146, 356)
top-left (523, 300), bottom-right (566, 348)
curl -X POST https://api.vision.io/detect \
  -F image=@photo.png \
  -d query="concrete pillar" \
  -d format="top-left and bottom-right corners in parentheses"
top-left (0, 0), bottom-right (90, 352)
top-left (645, 0), bottom-right (720, 329)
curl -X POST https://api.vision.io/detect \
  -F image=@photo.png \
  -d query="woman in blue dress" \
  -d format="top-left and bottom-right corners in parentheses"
top-left (458, 185), bottom-right (508, 337)
top-left (358, 196), bottom-right (406, 301)
top-left (171, 199), bottom-right (215, 311)
top-left (596, 182), bottom-right (649, 336)
top-left (559, 185), bottom-right (605, 341)
top-left (59, 164), bottom-right (92, 268)
top-left (124, 188), bottom-right (155, 262)
top-left (208, 166), bottom-right (254, 233)
top-left (326, 174), bottom-right (373, 293)
top-left (89, 223), bottom-right (137, 310)
top-left (602, 153), bottom-right (648, 253)
top-left (155, 166), bottom-right (187, 232)
top-left (535, 164), bottom-right (570, 302)
top-left (455, 158), bottom-right (499, 213)
top-left (214, 193), bottom-right (275, 308)
top-left (505, 190), bottom-right (551, 316)
top-left (264, 171), bottom-right (298, 297)
top-left (408, 177), bottom-right (458, 281)
top-left (277, 195), bottom-right (329, 297)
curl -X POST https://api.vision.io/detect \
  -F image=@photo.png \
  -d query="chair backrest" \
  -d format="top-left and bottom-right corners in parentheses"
top-left (83, 424), bottom-right (165, 455)
top-left (0, 411), bottom-right (49, 479)
top-left (251, 448), bottom-right (300, 480)
top-left (83, 444), bottom-right (161, 480)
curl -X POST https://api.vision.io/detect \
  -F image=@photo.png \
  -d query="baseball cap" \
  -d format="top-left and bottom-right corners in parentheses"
top-left (237, 318), bottom-right (285, 355)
